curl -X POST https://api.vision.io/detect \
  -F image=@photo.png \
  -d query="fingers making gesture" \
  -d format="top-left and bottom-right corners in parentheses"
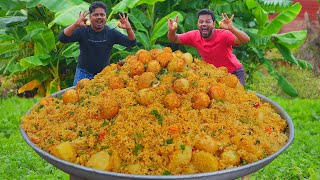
top-left (117, 12), bottom-right (132, 30)
top-left (166, 16), bottom-right (179, 31)
top-left (75, 11), bottom-right (89, 27)
top-left (219, 13), bottom-right (234, 30)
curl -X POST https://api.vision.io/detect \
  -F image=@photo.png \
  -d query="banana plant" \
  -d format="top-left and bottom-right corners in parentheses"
top-left (0, 0), bottom-right (83, 96)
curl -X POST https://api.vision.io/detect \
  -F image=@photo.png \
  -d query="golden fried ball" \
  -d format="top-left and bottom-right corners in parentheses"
top-left (137, 72), bottom-right (157, 89)
top-left (156, 53), bottom-right (173, 67)
top-left (163, 47), bottom-right (172, 53)
top-left (146, 60), bottom-right (161, 74)
top-left (207, 85), bottom-right (225, 100)
top-left (163, 93), bottom-right (181, 110)
top-left (137, 49), bottom-right (151, 64)
top-left (99, 96), bottom-right (119, 119)
top-left (62, 89), bottom-right (79, 104)
top-left (136, 89), bottom-right (155, 106)
top-left (219, 74), bottom-right (239, 88)
top-left (173, 50), bottom-right (183, 58)
top-left (76, 78), bottom-right (90, 93)
top-left (39, 96), bottom-right (55, 106)
top-left (109, 76), bottom-right (125, 89)
top-left (149, 49), bottom-right (163, 59)
top-left (173, 78), bottom-right (190, 94)
top-left (129, 60), bottom-right (145, 77)
top-left (191, 92), bottom-right (211, 110)
top-left (167, 58), bottom-right (186, 72)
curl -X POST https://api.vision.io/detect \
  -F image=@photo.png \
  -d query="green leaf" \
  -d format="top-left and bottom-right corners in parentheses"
top-left (48, 2), bottom-right (89, 27)
top-left (26, 22), bottom-right (55, 54)
top-left (297, 59), bottom-right (313, 70)
top-left (131, 8), bottom-right (151, 28)
top-left (0, 0), bottom-right (25, 11)
top-left (135, 32), bottom-right (150, 50)
top-left (261, 2), bottom-right (302, 35)
top-left (19, 56), bottom-right (45, 68)
top-left (253, 5), bottom-right (268, 28)
top-left (129, 14), bottom-right (149, 35)
top-left (62, 42), bottom-right (80, 58)
top-left (276, 74), bottom-right (298, 97)
top-left (0, 16), bottom-right (27, 28)
top-left (246, 0), bottom-right (258, 9)
top-left (184, 12), bottom-right (197, 32)
top-left (274, 42), bottom-right (298, 65)
top-left (151, 11), bottom-right (183, 45)
top-left (37, 0), bottom-right (83, 12)
top-left (272, 30), bottom-right (307, 49)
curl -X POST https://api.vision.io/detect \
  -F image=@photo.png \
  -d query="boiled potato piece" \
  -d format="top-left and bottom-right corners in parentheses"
top-left (169, 144), bottom-right (192, 168)
top-left (86, 151), bottom-right (111, 171)
top-left (62, 89), bottom-right (79, 104)
top-left (194, 134), bottom-right (219, 153)
top-left (191, 150), bottom-right (219, 172)
top-left (49, 142), bottom-right (77, 163)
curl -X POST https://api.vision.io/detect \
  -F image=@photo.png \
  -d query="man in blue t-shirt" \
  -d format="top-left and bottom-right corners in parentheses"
top-left (59, 1), bottom-right (136, 86)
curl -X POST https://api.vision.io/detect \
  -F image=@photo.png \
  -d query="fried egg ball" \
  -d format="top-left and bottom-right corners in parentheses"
top-left (219, 74), bottom-right (239, 88)
top-left (167, 58), bottom-right (186, 72)
top-left (137, 72), bottom-right (157, 89)
top-left (173, 50), bottom-right (183, 58)
top-left (149, 49), bottom-right (163, 59)
top-left (62, 89), bottom-right (79, 104)
top-left (99, 96), bottom-right (119, 119)
top-left (191, 151), bottom-right (219, 172)
top-left (146, 60), bottom-right (161, 74)
top-left (163, 93), bottom-right (181, 110)
top-left (207, 85), bottom-right (225, 100)
top-left (191, 92), bottom-right (211, 110)
top-left (136, 88), bottom-right (155, 106)
top-left (163, 47), bottom-right (173, 53)
top-left (76, 78), bottom-right (91, 93)
top-left (137, 49), bottom-right (151, 64)
top-left (173, 78), bottom-right (190, 94)
top-left (194, 134), bottom-right (219, 153)
top-left (129, 60), bottom-right (145, 77)
top-left (156, 53), bottom-right (173, 67)
top-left (109, 76), bottom-right (125, 89)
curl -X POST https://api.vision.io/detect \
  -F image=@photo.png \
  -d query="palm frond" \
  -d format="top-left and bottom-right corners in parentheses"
top-left (259, 0), bottom-right (292, 8)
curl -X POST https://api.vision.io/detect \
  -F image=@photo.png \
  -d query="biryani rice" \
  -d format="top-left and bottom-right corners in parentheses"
top-left (21, 48), bottom-right (288, 175)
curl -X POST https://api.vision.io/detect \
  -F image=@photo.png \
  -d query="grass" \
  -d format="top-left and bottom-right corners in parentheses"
top-left (0, 96), bottom-right (319, 179)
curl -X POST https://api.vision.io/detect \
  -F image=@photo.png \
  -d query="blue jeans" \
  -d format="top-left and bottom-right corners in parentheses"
top-left (73, 67), bottom-right (94, 86)
top-left (232, 67), bottom-right (246, 86)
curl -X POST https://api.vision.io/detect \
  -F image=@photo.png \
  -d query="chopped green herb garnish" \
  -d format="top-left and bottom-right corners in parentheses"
top-left (151, 110), bottom-right (163, 125)
top-left (193, 81), bottom-right (198, 86)
top-left (163, 170), bottom-right (171, 175)
top-left (210, 132), bottom-right (216, 137)
top-left (256, 140), bottom-right (261, 145)
top-left (180, 144), bottom-right (185, 151)
top-left (102, 120), bottom-right (108, 127)
top-left (166, 138), bottom-right (173, 145)
top-left (133, 144), bottom-right (144, 155)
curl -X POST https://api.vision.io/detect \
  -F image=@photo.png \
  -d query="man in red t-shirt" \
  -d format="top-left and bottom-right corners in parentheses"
top-left (167, 9), bottom-right (250, 86)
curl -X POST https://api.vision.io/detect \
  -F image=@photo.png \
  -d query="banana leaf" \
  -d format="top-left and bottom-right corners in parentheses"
top-left (261, 2), bottom-right (301, 35)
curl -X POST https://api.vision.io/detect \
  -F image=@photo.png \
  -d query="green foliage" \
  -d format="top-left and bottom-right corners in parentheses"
top-left (248, 65), bottom-right (320, 99)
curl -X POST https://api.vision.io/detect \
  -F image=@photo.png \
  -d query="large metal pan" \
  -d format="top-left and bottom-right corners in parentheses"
top-left (20, 87), bottom-right (294, 180)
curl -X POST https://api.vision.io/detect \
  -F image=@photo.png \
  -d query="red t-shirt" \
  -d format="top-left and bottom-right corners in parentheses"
top-left (178, 29), bottom-right (242, 73)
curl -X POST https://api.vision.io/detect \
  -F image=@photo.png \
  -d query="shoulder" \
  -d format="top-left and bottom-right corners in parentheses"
top-left (179, 30), bottom-right (199, 39)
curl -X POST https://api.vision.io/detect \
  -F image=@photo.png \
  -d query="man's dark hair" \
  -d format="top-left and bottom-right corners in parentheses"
top-left (197, 9), bottom-right (215, 22)
top-left (89, 1), bottom-right (107, 14)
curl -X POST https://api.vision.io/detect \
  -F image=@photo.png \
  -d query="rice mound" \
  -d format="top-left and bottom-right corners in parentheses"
top-left (21, 47), bottom-right (288, 175)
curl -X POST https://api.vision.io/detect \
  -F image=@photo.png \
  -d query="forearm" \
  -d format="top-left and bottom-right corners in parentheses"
top-left (63, 23), bottom-right (79, 36)
top-left (229, 27), bottom-right (250, 44)
top-left (126, 28), bottom-right (135, 41)
top-left (168, 30), bottom-right (178, 43)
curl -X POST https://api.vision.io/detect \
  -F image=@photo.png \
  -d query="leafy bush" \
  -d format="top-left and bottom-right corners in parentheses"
top-left (248, 65), bottom-right (320, 99)
top-left (0, 76), bottom-right (21, 98)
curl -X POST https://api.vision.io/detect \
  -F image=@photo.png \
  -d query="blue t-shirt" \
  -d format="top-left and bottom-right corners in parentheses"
top-left (59, 26), bottom-right (136, 75)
